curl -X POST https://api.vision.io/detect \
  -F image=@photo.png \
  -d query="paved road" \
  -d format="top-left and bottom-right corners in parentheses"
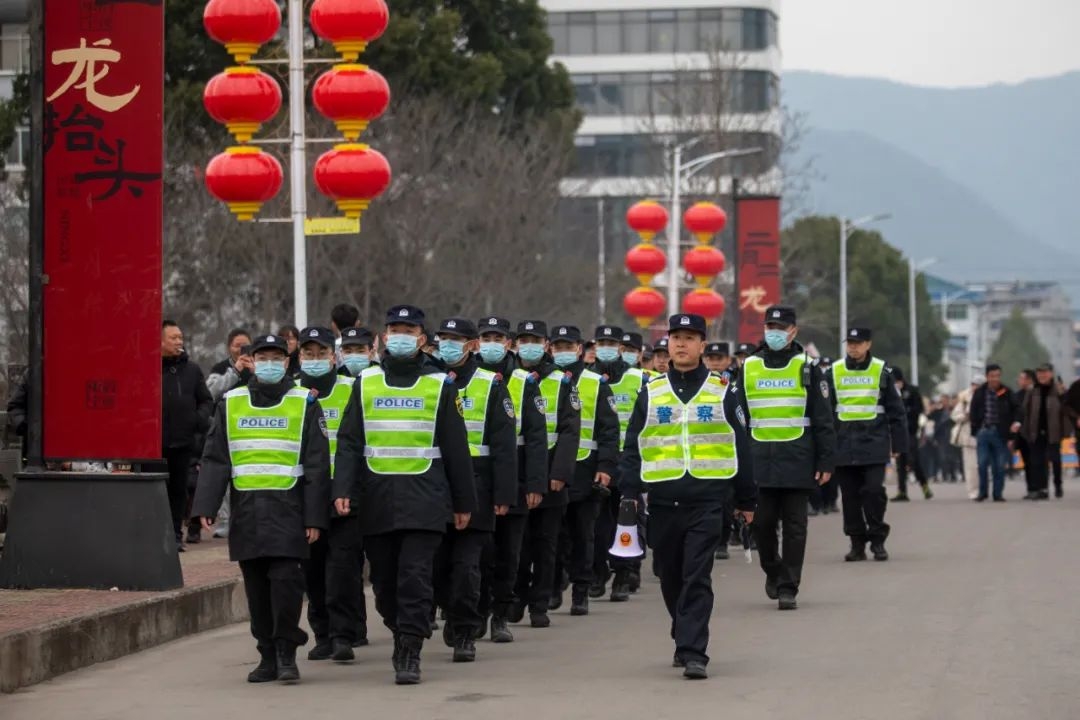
top-left (3, 482), bottom-right (1079, 719)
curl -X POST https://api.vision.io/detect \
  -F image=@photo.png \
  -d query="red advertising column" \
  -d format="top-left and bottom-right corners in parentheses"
top-left (735, 197), bottom-right (781, 345)
top-left (43, 0), bottom-right (164, 460)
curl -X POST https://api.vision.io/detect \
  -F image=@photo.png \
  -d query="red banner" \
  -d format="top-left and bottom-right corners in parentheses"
top-left (736, 197), bottom-right (781, 344)
top-left (43, 0), bottom-right (164, 460)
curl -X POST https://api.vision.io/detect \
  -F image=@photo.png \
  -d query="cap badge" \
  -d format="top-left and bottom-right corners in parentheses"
top-left (680, 317), bottom-right (690, 325)
top-left (772, 310), bottom-right (780, 318)
top-left (268, 335), bottom-right (276, 342)
top-left (622, 335), bottom-right (630, 341)
top-left (525, 322), bottom-right (534, 330)
top-left (309, 329), bottom-right (318, 337)
top-left (559, 328), bottom-right (567, 335)
top-left (399, 308), bottom-right (409, 317)
top-left (447, 320), bottom-right (456, 328)
top-left (489, 319), bottom-right (497, 325)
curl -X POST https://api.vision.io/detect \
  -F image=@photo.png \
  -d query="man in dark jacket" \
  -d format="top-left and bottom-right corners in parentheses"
top-left (1019, 363), bottom-right (1072, 500)
top-left (620, 313), bottom-right (756, 680)
top-left (739, 306), bottom-right (836, 610)
top-left (969, 363), bottom-right (1019, 502)
top-left (828, 328), bottom-right (908, 562)
top-left (193, 333), bottom-right (331, 685)
top-left (891, 367), bottom-right (934, 502)
top-left (161, 321), bottom-right (213, 550)
top-left (332, 305), bottom-right (476, 685)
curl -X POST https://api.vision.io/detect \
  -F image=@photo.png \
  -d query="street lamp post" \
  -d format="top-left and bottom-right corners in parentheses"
top-left (839, 212), bottom-right (892, 354)
top-left (909, 257), bottom-right (938, 387)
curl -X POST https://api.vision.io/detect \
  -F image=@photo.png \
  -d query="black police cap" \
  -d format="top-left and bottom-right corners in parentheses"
top-left (298, 326), bottom-right (335, 350)
top-left (764, 305), bottom-right (797, 327)
top-left (620, 331), bottom-right (644, 350)
top-left (439, 317), bottom-right (478, 339)
top-left (477, 316), bottom-right (512, 337)
top-left (385, 304), bottom-right (425, 328)
top-left (340, 327), bottom-right (374, 347)
top-left (668, 314), bottom-right (707, 337)
top-left (735, 342), bottom-right (755, 355)
top-left (654, 338), bottom-right (670, 352)
top-left (550, 325), bottom-right (583, 343)
top-left (847, 327), bottom-right (873, 341)
top-left (594, 325), bottom-right (624, 342)
top-left (705, 342), bottom-right (730, 356)
top-left (250, 334), bottom-right (289, 354)
top-left (516, 320), bottom-right (547, 339)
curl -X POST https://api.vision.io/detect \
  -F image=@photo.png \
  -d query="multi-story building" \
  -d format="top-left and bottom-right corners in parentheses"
top-left (0, 21), bottom-right (27, 173)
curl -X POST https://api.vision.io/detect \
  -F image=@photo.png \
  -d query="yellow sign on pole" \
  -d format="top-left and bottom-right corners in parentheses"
top-left (304, 217), bottom-right (360, 236)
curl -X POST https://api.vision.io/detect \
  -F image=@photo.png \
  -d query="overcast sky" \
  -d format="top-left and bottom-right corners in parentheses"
top-left (782, 0), bottom-right (1080, 87)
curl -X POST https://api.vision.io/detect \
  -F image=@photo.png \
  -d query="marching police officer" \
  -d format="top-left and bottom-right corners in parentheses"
top-left (193, 333), bottom-right (331, 684)
top-left (432, 318), bottom-right (518, 662)
top-left (339, 327), bottom-right (377, 376)
top-left (621, 314), bottom-right (757, 680)
top-left (512, 321), bottom-right (580, 628)
top-left (828, 328), bottom-right (908, 562)
top-left (475, 316), bottom-right (549, 643)
top-left (333, 305), bottom-right (476, 685)
top-left (704, 342), bottom-right (734, 376)
top-left (739, 307), bottom-right (836, 610)
top-left (652, 337), bottom-right (671, 374)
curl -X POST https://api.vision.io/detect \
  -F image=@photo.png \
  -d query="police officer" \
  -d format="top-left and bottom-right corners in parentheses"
top-left (891, 366), bottom-right (934, 502)
top-left (339, 327), bottom-right (377, 376)
top-left (621, 314), bottom-right (756, 680)
top-left (475, 316), bottom-right (549, 643)
top-left (512, 321), bottom-right (580, 628)
top-left (734, 343), bottom-right (754, 368)
top-left (828, 328), bottom-right (908, 562)
top-left (432, 318), bottom-right (517, 662)
top-left (653, 337), bottom-right (671, 374)
top-left (333, 305), bottom-right (476, 685)
top-left (739, 307), bottom-right (836, 610)
top-left (193, 333), bottom-right (330, 684)
top-left (704, 342), bottom-right (734, 376)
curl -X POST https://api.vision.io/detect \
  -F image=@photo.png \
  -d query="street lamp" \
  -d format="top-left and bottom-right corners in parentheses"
top-left (910, 257), bottom-right (938, 386)
top-left (667, 141), bottom-right (763, 317)
top-left (839, 212), bottom-right (892, 354)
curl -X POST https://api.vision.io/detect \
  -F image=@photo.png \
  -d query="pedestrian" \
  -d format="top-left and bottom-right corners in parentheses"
top-left (951, 378), bottom-right (981, 498)
top-left (277, 324), bottom-right (302, 379)
top-left (161, 321), bottom-right (213, 551)
top-left (1019, 363), bottom-right (1072, 500)
top-left (891, 367), bottom-right (934, 501)
top-left (192, 333), bottom-right (331, 685)
top-left (930, 396), bottom-right (956, 482)
top-left (432, 317), bottom-right (517, 661)
top-left (332, 305), bottom-right (476, 685)
top-left (206, 328), bottom-right (254, 402)
top-left (828, 328), bottom-right (908, 562)
top-left (969, 364), bottom-right (1019, 502)
top-left (703, 342), bottom-right (733, 376)
top-left (620, 313), bottom-right (756, 680)
top-left (740, 306), bottom-right (836, 609)
top-left (653, 338), bottom-right (671, 374)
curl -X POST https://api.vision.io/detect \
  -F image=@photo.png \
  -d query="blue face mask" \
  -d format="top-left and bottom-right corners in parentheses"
top-left (438, 339), bottom-right (466, 365)
top-left (254, 360), bottom-right (287, 383)
top-left (301, 359), bottom-right (332, 377)
top-left (621, 351), bottom-right (639, 366)
top-left (595, 346), bottom-right (619, 363)
top-left (479, 342), bottom-right (507, 364)
top-left (553, 351), bottom-right (578, 368)
top-left (764, 329), bottom-right (790, 351)
top-left (518, 343), bottom-right (545, 363)
top-left (385, 333), bottom-right (418, 358)
top-left (342, 354), bottom-right (370, 375)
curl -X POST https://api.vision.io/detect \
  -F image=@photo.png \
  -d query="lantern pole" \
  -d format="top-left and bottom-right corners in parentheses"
top-left (597, 197), bottom-right (606, 326)
top-left (287, 0), bottom-right (308, 329)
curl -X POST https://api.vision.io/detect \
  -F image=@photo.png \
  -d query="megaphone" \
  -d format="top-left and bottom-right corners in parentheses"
top-left (609, 498), bottom-right (645, 559)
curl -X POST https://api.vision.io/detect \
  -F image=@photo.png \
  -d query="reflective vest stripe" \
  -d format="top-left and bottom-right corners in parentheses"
top-left (754, 417), bottom-right (812, 428)
top-left (639, 431), bottom-right (735, 448)
top-left (363, 419), bottom-right (436, 432)
top-left (580, 440), bottom-right (598, 451)
top-left (747, 397), bottom-right (806, 409)
top-left (232, 463), bottom-right (304, 478)
top-left (835, 389), bottom-right (879, 399)
top-left (227, 439), bottom-right (302, 453)
top-left (833, 359), bottom-right (886, 422)
top-left (836, 404), bottom-right (884, 415)
top-left (360, 368), bottom-right (445, 474)
top-left (742, 356), bottom-right (809, 442)
top-left (363, 447), bottom-right (443, 459)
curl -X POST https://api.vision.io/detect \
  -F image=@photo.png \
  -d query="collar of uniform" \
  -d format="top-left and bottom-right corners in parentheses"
top-left (479, 352), bottom-right (515, 377)
top-left (668, 360), bottom-right (709, 386)
top-left (246, 376), bottom-right (295, 407)
top-left (563, 359), bottom-right (586, 380)
top-left (845, 354), bottom-right (874, 371)
top-left (449, 355), bottom-right (479, 387)
top-left (761, 340), bottom-right (805, 366)
top-left (299, 370), bottom-right (337, 399)
top-left (592, 359), bottom-right (628, 381)
top-left (381, 352), bottom-right (425, 378)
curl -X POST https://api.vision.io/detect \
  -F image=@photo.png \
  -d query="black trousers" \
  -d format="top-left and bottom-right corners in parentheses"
top-left (837, 464), bottom-right (890, 543)
top-left (1018, 438), bottom-right (1035, 493)
top-left (560, 497), bottom-right (600, 592)
top-left (240, 557), bottom-right (308, 651)
top-left (754, 488), bottom-right (810, 596)
top-left (480, 512), bottom-right (528, 618)
top-left (648, 502), bottom-right (725, 665)
top-left (516, 505), bottom-right (565, 614)
top-left (434, 528), bottom-right (490, 636)
top-left (1027, 437), bottom-right (1061, 493)
top-left (365, 530), bottom-right (443, 639)
top-left (163, 447), bottom-right (191, 540)
top-left (896, 436), bottom-right (928, 495)
top-left (306, 514), bottom-right (367, 644)
top-left (810, 477), bottom-right (839, 511)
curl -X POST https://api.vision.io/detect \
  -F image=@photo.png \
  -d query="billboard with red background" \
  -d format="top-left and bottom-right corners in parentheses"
top-left (736, 197), bottom-right (781, 344)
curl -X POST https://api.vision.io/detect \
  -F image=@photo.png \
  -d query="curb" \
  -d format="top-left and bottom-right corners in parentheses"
top-left (0, 576), bottom-right (248, 693)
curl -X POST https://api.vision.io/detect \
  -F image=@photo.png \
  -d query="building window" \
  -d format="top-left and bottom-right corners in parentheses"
top-left (647, 10), bottom-right (676, 53)
top-left (596, 12), bottom-right (621, 54)
top-left (5, 125), bottom-right (28, 170)
top-left (569, 70), bottom-right (780, 116)
top-left (548, 13), bottom-right (568, 55)
top-left (945, 304), bottom-right (969, 321)
top-left (569, 132), bottom-right (778, 178)
top-left (623, 11), bottom-right (648, 53)
top-left (568, 12), bottom-right (596, 55)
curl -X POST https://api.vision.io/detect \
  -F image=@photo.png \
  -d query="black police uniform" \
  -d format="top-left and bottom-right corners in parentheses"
top-left (620, 314), bottom-right (757, 676)
top-left (827, 328), bottom-right (908, 560)
top-left (704, 341), bottom-right (736, 556)
top-left (333, 306), bottom-right (477, 682)
top-left (892, 366), bottom-right (932, 500)
top-left (192, 334), bottom-right (331, 682)
top-left (432, 319), bottom-right (518, 659)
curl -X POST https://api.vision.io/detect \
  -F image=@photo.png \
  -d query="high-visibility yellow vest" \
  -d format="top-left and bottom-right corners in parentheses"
top-left (639, 375), bottom-right (738, 483)
top-left (506, 368), bottom-right (530, 444)
top-left (832, 358), bottom-right (886, 422)
top-left (609, 368), bottom-right (645, 451)
top-left (359, 367), bottom-right (446, 474)
top-left (461, 368), bottom-right (496, 458)
top-left (225, 386), bottom-right (309, 491)
top-left (742, 355), bottom-right (809, 442)
top-left (576, 369), bottom-right (602, 461)
top-left (299, 376), bottom-right (354, 478)
top-left (539, 371), bottom-right (563, 449)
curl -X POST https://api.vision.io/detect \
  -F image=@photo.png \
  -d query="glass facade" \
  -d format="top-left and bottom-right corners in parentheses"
top-left (571, 70), bottom-right (779, 116)
top-left (549, 8), bottom-right (778, 56)
top-left (571, 132), bottom-right (780, 178)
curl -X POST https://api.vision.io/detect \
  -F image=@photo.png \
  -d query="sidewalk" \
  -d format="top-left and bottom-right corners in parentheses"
top-left (0, 538), bottom-right (245, 693)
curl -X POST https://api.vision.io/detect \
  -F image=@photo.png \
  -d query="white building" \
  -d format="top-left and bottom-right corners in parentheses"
top-left (0, 21), bottom-right (26, 172)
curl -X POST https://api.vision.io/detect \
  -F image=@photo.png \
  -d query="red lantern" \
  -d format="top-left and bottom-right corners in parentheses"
top-left (313, 143), bottom-right (391, 219)
top-left (311, 64), bottom-right (391, 140)
top-left (626, 200), bottom-right (669, 243)
top-left (205, 146), bottom-right (283, 221)
top-left (683, 202), bottom-right (727, 244)
top-left (681, 289), bottom-right (726, 322)
top-left (310, 0), bottom-right (390, 61)
top-left (624, 243), bottom-right (667, 285)
top-left (623, 287), bottom-right (666, 329)
top-left (203, 0), bottom-right (282, 64)
top-left (203, 67), bottom-right (282, 143)
top-left (682, 246), bottom-right (726, 288)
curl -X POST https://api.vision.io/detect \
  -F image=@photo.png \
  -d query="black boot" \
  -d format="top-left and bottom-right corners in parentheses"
top-left (870, 541), bottom-right (889, 562)
top-left (490, 615), bottom-right (514, 643)
top-left (507, 599), bottom-right (525, 624)
top-left (247, 645), bottom-right (277, 683)
top-left (353, 622), bottom-right (369, 648)
top-left (307, 637), bottom-right (332, 661)
top-left (570, 586), bottom-right (589, 616)
top-left (331, 637), bottom-right (355, 663)
top-left (845, 539), bottom-right (867, 562)
top-left (275, 642), bottom-right (300, 684)
top-left (610, 571), bottom-right (630, 602)
top-left (627, 570), bottom-right (641, 593)
top-left (589, 577), bottom-right (607, 599)
top-left (452, 630), bottom-right (476, 663)
top-left (395, 635), bottom-right (423, 685)
top-left (391, 633), bottom-right (404, 672)
top-left (548, 589), bottom-right (564, 611)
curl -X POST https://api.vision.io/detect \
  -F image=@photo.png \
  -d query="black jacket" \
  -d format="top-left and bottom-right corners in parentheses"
top-left (6, 371), bottom-right (28, 462)
top-left (162, 353), bottom-right (213, 451)
top-left (828, 355), bottom-right (909, 466)
top-left (564, 360), bottom-right (620, 502)
top-left (738, 343), bottom-right (836, 490)
top-left (620, 361), bottom-right (757, 511)
top-left (333, 352), bottom-right (477, 535)
top-left (969, 383), bottom-right (1018, 439)
top-left (898, 383), bottom-right (925, 439)
top-left (519, 357), bottom-right (580, 509)
top-left (192, 378), bottom-right (331, 562)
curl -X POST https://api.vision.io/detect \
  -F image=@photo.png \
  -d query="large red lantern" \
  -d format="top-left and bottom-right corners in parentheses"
top-left (203, 0), bottom-right (282, 64)
top-left (626, 200), bottom-right (669, 243)
top-left (623, 287), bottom-right (666, 329)
top-left (683, 202), bottom-right (728, 244)
top-left (683, 246), bottom-right (726, 288)
top-left (624, 243), bottom-right (667, 285)
top-left (203, 67), bottom-right (282, 143)
top-left (310, 0), bottom-right (390, 61)
top-left (311, 64), bottom-right (391, 140)
top-left (313, 143), bottom-right (392, 219)
top-left (681, 289), bottom-right (726, 322)
top-left (205, 146), bottom-right (283, 221)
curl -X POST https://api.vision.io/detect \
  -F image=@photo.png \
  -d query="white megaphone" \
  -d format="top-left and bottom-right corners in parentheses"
top-left (609, 498), bottom-right (645, 559)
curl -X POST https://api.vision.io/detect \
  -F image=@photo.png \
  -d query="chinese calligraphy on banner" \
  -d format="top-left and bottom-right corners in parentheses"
top-left (43, 0), bottom-right (163, 460)
top-left (736, 197), bottom-right (781, 345)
